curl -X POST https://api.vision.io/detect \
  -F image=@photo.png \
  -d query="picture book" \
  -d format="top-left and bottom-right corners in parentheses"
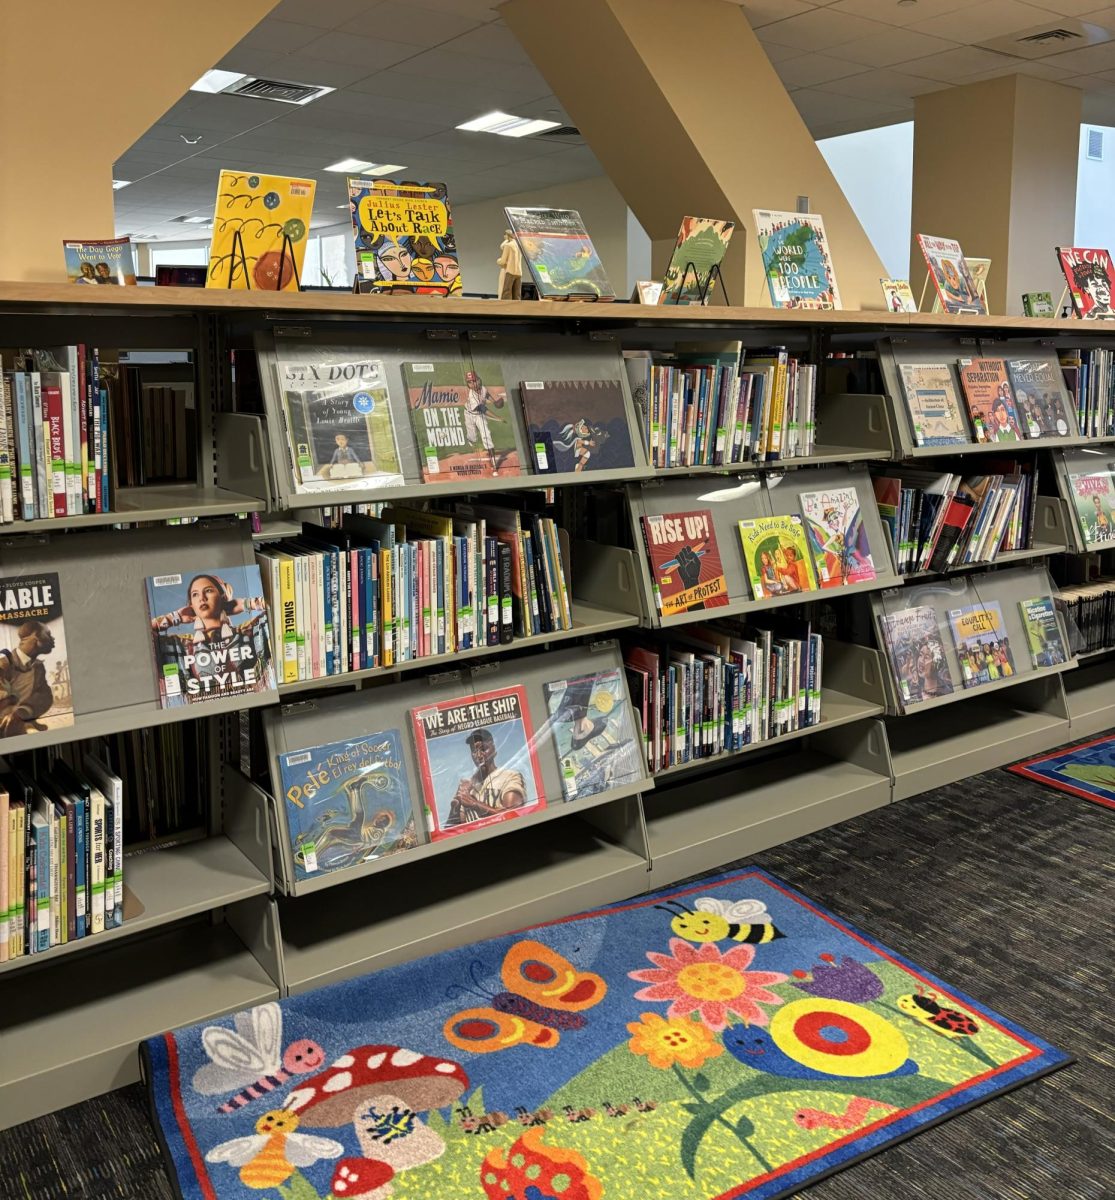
top-left (799, 487), bottom-right (875, 587)
top-left (276, 355), bottom-right (403, 492)
top-left (753, 210), bottom-right (841, 309)
top-left (640, 509), bottom-right (730, 616)
top-left (145, 566), bottom-right (277, 708)
top-left (1056, 246), bottom-right (1115, 320)
top-left (946, 601), bottom-right (1016, 689)
top-left (410, 686), bottom-right (545, 839)
top-left (0, 573), bottom-right (72, 737)
top-left (278, 730), bottom-right (419, 881)
top-left (1004, 358), bottom-right (1072, 438)
top-left (880, 278), bottom-right (917, 312)
top-left (933, 257), bottom-right (990, 312)
top-left (1068, 466), bottom-right (1115, 545)
top-left (958, 358), bottom-right (1024, 443)
top-left (205, 170), bottom-right (315, 290)
top-left (737, 514), bottom-right (817, 599)
top-left (633, 281), bottom-right (663, 305)
top-left (403, 358), bottom-right (522, 481)
top-left (915, 235), bottom-right (985, 314)
top-left (543, 667), bottom-right (642, 802)
top-left (505, 207), bottom-right (614, 299)
top-left (878, 603), bottom-right (953, 707)
top-left (1019, 597), bottom-right (1068, 669)
top-left (1022, 291), bottom-right (1055, 318)
top-left (62, 238), bottom-right (136, 286)
top-left (659, 216), bottom-right (734, 305)
top-left (897, 363), bottom-right (970, 445)
top-left (518, 379), bottom-right (635, 474)
top-left (348, 177), bottom-right (461, 296)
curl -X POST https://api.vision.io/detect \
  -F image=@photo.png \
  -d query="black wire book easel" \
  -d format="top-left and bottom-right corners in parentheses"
top-left (226, 229), bottom-right (302, 290)
top-left (664, 260), bottom-right (730, 306)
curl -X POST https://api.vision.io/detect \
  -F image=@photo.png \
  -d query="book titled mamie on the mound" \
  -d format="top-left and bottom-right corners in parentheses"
top-left (278, 730), bottom-right (419, 881)
top-left (753, 210), bottom-right (841, 310)
top-left (519, 379), bottom-right (635, 474)
top-left (0, 573), bottom-right (72, 737)
top-left (146, 566), bottom-right (276, 708)
top-left (738, 514), bottom-right (817, 599)
top-left (505, 207), bottom-right (614, 299)
top-left (62, 237), bottom-right (136, 286)
top-left (640, 509), bottom-right (729, 617)
top-left (410, 686), bottom-right (545, 840)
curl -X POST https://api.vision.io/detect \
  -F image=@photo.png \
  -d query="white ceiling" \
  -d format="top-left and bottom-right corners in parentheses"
top-left (116, 0), bottom-right (1115, 242)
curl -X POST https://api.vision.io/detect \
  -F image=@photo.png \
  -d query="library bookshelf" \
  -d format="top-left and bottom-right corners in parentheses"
top-left (0, 284), bottom-right (1110, 1128)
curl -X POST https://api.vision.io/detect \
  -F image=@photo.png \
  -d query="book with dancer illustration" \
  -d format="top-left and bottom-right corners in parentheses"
top-left (0, 572), bottom-right (72, 737)
top-left (799, 486), bottom-right (875, 587)
top-left (518, 379), bottom-right (635, 474)
top-left (278, 730), bottom-right (419, 881)
top-left (640, 509), bottom-right (730, 617)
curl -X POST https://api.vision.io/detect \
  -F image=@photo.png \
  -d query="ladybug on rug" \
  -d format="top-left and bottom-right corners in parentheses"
top-left (896, 990), bottom-right (981, 1039)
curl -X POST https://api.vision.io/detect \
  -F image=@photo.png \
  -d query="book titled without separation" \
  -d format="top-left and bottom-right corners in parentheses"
top-left (958, 358), bottom-right (1024, 444)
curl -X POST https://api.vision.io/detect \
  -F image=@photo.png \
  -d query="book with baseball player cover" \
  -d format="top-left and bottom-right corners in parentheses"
top-left (518, 378), bottom-right (636, 475)
top-left (403, 358), bottom-right (522, 482)
top-left (737, 515), bottom-right (817, 600)
top-left (543, 667), bottom-right (643, 802)
top-left (640, 509), bottom-right (730, 618)
top-left (145, 566), bottom-right (276, 709)
top-left (0, 573), bottom-right (72, 738)
top-left (277, 729), bottom-right (420, 882)
top-left (798, 486), bottom-right (875, 587)
top-left (410, 685), bottom-right (545, 840)
top-left (1056, 246), bottom-right (1115, 320)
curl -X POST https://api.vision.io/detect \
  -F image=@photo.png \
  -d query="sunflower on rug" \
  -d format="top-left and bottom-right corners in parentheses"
top-left (143, 869), bottom-right (1068, 1200)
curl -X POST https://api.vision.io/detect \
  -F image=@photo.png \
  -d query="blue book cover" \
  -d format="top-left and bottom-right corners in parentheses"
top-left (31, 811), bottom-right (50, 952)
top-left (279, 730), bottom-right (419, 881)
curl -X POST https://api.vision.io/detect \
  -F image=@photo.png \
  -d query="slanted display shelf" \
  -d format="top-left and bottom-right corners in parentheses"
top-left (1063, 657), bottom-right (1115, 739)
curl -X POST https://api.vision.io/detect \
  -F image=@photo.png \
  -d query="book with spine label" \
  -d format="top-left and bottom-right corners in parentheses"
top-left (916, 234), bottom-right (985, 314)
top-left (411, 686), bottom-right (545, 840)
top-left (0, 573), bottom-right (72, 738)
top-left (641, 509), bottom-right (730, 617)
top-left (1019, 596), bottom-right (1068, 668)
top-left (947, 601), bottom-right (1016, 689)
top-left (878, 602), bottom-right (954, 709)
top-left (1004, 358), bottom-right (1073, 439)
top-left (897, 362), bottom-right (970, 446)
top-left (518, 379), bottom-right (635, 475)
top-left (738, 514), bottom-right (817, 600)
top-left (799, 486), bottom-right (875, 587)
top-left (505, 207), bottom-right (614, 299)
top-left (958, 358), bottom-right (1024, 443)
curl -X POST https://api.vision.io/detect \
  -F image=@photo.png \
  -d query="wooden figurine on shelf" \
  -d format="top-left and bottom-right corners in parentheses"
top-left (497, 230), bottom-right (523, 300)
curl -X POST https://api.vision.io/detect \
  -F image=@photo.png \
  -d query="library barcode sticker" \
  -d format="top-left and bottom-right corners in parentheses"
top-left (153, 574), bottom-right (182, 587)
top-left (523, 381), bottom-right (544, 390)
top-left (301, 842), bottom-right (319, 874)
top-left (425, 446), bottom-right (440, 473)
top-left (286, 751), bottom-right (312, 766)
top-left (411, 363), bottom-right (435, 373)
top-left (534, 441), bottom-right (549, 471)
top-left (162, 664), bottom-right (182, 696)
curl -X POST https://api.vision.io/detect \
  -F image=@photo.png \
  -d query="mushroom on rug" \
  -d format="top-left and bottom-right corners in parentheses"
top-left (143, 867), bottom-right (1069, 1200)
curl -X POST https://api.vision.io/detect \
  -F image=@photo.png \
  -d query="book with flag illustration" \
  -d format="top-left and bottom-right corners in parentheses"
top-left (753, 210), bottom-right (841, 309)
top-left (1056, 246), bottom-right (1115, 320)
top-left (0, 573), bottom-right (72, 737)
top-left (958, 358), bottom-right (1024, 443)
top-left (518, 379), bottom-right (635, 474)
top-left (62, 238), bottom-right (136, 286)
top-left (640, 509), bottom-right (729, 617)
top-left (947, 601), bottom-right (1016, 689)
top-left (879, 603), bottom-right (953, 708)
top-left (897, 363), bottom-right (970, 446)
top-left (1018, 597), bottom-right (1068, 669)
top-left (916, 234), bottom-right (985, 314)
top-left (737, 514), bottom-right (817, 599)
top-left (799, 486), bottom-right (875, 587)
top-left (205, 170), bottom-right (315, 290)
top-left (505, 207), bottom-right (614, 299)
top-left (659, 216), bottom-right (734, 305)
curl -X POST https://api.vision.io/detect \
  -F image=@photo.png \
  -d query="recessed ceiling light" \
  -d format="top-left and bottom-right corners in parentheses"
top-left (112, 179), bottom-right (131, 190)
top-left (182, 216), bottom-right (210, 223)
top-left (190, 68), bottom-right (247, 94)
top-left (456, 111), bottom-right (562, 137)
top-left (324, 158), bottom-right (376, 172)
top-left (362, 164), bottom-right (407, 176)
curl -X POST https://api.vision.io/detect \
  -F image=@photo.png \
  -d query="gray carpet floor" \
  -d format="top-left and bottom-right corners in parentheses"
top-left (1, 760), bottom-right (1112, 1199)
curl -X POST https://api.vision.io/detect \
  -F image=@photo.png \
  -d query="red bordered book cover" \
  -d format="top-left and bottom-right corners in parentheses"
top-left (1056, 246), bottom-right (1115, 320)
top-left (411, 685), bottom-right (546, 840)
top-left (640, 508), bottom-right (729, 617)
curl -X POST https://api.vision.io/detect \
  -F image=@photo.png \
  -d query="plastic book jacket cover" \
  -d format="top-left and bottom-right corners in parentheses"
top-left (410, 686), bottom-right (545, 840)
top-left (738, 514), bottom-right (817, 599)
top-left (62, 237), bottom-right (136, 285)
top-left (543, 667), bottom-right (642, 802)
top-left (1068, 465), bottom-right (1115, 545)
top-left (947, 601), bottom-right (1016, 689)
top-left (276, 355), bottom-right (403, 492)
top-left (641, 509), bottom-right (730, 616)
top-left (1056, 246), bottom-right (1115, 320)
top-left (348, 177), bottom-right (461, 296)
top-left (1018, 597), bottom-right (1068, 669)
top-left (897, 363), bottom-right (970, 446)
top-left (278, 730), bottom-right (419, 881)
top-left (916, 235), bottom-right (985, 314)
top-left (880, 278), bottom-right (917, 312)
top-left (753, 209), bottom-right (841, 309)
top-left (658, 216), bottom-right (734, 305)
top-left (799, 486), bottom-right (875, 587)
top-left (146, 566), bottom-right (276, 708)
top-left (879, 603), bottom-right (953, 707)
top-left (958, 358), bottom-right (1024, 443)
top-left (505, 207), bottom-right (614, 299)
top-left (1004, 358), bottom-right (1072, 438)
top-left (403, 358), bottom-right (521, 481)
top-left (519, 379), bottom-right (635, 474)
top-left (0, 573), bottom-right (72, 737)
top-left (205, 170), bottom-right (315, 290)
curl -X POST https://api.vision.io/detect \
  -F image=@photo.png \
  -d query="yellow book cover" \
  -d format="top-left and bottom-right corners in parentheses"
top-left (738, 514), bottom-right (817, 600)
top-left (380, 548), bottom-right (394, 668)
top-left (206, 171), bottom-right (316, 290)
top-left (277, 556), bottom-right (298, 684)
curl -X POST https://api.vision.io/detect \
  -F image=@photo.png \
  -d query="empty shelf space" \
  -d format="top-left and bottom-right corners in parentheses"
top-left (9, 484), bottom-right (264, 533)
top-left (1064, 663), bottom-right (1115, 739)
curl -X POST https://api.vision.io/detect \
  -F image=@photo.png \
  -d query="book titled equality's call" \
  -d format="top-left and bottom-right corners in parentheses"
top-left (0, 573), bottom-right (73, 737)
top-left (146, 566), bottom-right (277, 708)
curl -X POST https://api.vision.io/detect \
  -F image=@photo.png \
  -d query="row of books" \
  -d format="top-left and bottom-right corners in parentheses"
top-left (254, 504), bottom-right (572, 684)
top-left (0, 753), bottom-right (124, 961)
top-left (1060, 348), bottom-right (1115, 440)
top-left (622, 347), bottom-right (817, 469)
top-left (1055, 577), bottom-right (1115, 655)
top-left (872, 462), bottom-right (1037, 576)
top-left (623, 622), bottom-right (823, 773)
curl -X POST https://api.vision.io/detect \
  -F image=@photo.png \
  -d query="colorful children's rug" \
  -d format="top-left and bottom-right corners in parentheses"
top-left (1009, 733), bottom-right (1115, 810)
top-left (144, 868), bottom-right (1068, 1200)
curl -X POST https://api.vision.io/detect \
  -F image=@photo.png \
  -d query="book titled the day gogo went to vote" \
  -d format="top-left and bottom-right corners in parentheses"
top-left (146, 566), bottom-right (277, 708)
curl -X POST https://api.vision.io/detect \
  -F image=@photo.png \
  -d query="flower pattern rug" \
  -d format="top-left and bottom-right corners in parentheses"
top-left (143, 868), bottom-right (1069, 1200)
top-left (1008, 733), bottom-right (1115, 809)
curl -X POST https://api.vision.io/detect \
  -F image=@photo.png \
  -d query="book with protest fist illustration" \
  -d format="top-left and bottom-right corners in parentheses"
top-left (639, 508), bottom-right (729, 618)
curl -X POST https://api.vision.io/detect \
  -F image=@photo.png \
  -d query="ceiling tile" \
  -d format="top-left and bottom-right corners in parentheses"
top-left (337, 1), bottom-right (482, 44)
top-left (388, 47), bottom-right (547, 91)
top-left (908, 0), bottom-right (1075, 42)
top-left (348, 66), bottom-right (541, 110)
top-left (1011, 0), bottom-right (1107, 12)
top-left (214, 49), bottom-right (286, 79)
top-left (816, 67), bottom-right (946, 102)
top-left (775, 52), bottom-right (872, 86)
top-left (237, 19), bottom-right (322, 55)
top-left (1040, 39), bottom-right (1115, 69)
top-left (756, 40), bottom-right (808, 63)
top-left (965, 56), bottom-right (1078, 79)
top-left (752, 7), bottom-right (891, 50)
top-left (827, 27), bottom-right (959, 68)
top-left (903, 45), bottom-right (1023, 80)
top-left (828, 0), bottom-right (972, 27)
top-left (300, 30), bottom-right (417, 68)
top-left (380, 0), bottom-right (499, 16)
top-left (789, 86), bottom-right (907, 126)
top-left (738, 0), bottom-right (821, 27)
top-left (268, 0), bottom-right (376, 28)
top-left (439, 23), bottom-right (533, 62)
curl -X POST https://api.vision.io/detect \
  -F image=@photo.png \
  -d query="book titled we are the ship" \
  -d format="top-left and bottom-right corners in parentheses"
top-left (146, 566), bottom-right (276, 708)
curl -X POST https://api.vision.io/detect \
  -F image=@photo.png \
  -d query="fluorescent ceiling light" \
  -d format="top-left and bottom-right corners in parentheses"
top-left (456, 111), bottom-right (562, 137)
top-left (325, 158), bottom-right (376, 172)
top-left (112, 179), bottom-right (131, 190)
top-left (182, 216), bottom-right (210, 223)
top-left (191, 69), bottom-right (246, 94)
top-left (362, 164), bottom-right (407, 176)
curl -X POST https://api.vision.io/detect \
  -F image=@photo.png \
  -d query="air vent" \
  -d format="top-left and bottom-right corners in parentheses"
top-left (1088, 128), bottom-right (1104, 161)
top-left (537, 125), bottom-right (582, 138)
top-left (223, 76), bottom-right (333, 106)
top-left (1017, 28), bottom-right (1081, 45)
